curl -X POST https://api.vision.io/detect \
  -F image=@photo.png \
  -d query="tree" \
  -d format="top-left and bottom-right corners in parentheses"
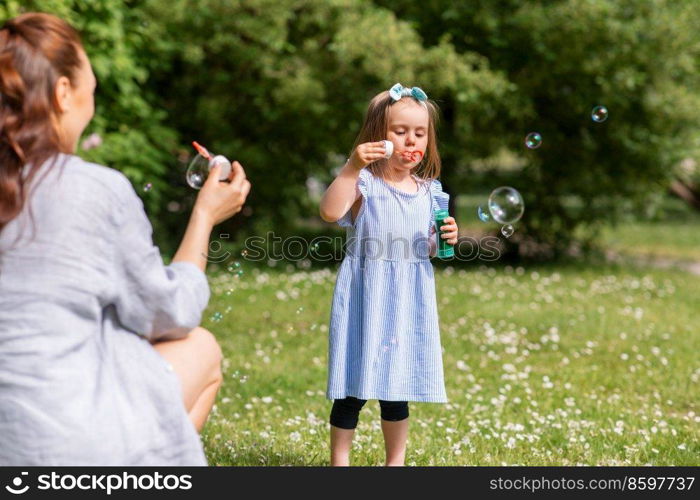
top-left (375, 0), bottom-right (700, 257)
top-left (7, 0), bottom-right (698, 258)
top-left (2, 0), bottom-right (180, 247)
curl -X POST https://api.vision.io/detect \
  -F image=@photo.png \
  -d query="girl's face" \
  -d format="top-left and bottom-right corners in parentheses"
top-left (55, 48), bottom-right (96, 153)
top-left (386, 99), bottom-right (429, 170)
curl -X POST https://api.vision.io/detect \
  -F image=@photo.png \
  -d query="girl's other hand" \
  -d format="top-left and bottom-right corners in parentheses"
top-left (193, 160), bottom-right (251, 226)
top-left (348, 141), bottom-right (388, 171)
top-left (439, 216), bottom-right (459, 245)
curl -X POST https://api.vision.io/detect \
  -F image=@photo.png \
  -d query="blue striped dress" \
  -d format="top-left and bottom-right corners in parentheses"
top-left (326, 168), bottom-right (448, 403)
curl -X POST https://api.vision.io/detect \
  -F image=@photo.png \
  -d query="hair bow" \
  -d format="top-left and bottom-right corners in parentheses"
top-left (388, 83), bottom-right (428, 102)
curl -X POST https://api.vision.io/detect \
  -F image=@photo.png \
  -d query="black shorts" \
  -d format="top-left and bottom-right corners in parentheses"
top-left (329, 396), bottom-right (409, 429)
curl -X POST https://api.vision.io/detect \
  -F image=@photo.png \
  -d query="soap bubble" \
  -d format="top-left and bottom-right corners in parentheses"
top-left (143, 183), bottom-right (152, 192)
top-left (186, 149), bottom-right (231, 189)
top-left (591, 105), bottom-right (608, 123)
top-left (477, 206), bottom-right (491, 222)
top-left (225, 288), bottom-right (234, 296)
top-left (488, 187), bottom-right (525, 224)
top-left (296, 307), bottom-right (304, 314)
top-left (525, 132), bottom-right (542, 149)
top-left (186, 155), bottom-right (209, 189)
top-left (501, 225), bottom-right (515, 238)
top-left (211, 312), bottom-right (223, 322)
top-left (241, 249), bottom-right (249, 258)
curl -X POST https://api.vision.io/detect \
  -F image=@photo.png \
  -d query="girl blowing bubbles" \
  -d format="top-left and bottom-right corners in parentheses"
top-left (319, 83), bottom-right (458, 466)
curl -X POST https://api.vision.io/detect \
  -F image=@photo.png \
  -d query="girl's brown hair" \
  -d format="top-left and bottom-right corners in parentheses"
top-left (0, 12), bottom-right (83, 232)
top-left (351, 89), bottom-right (441, 181)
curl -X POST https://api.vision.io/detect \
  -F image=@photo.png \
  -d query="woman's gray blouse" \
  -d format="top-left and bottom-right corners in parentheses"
top-left (0, 154), bottom-right (210, 465)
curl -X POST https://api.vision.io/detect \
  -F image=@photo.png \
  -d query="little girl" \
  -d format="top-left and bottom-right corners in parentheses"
top-left (319, 83), bottom-right (459, 466)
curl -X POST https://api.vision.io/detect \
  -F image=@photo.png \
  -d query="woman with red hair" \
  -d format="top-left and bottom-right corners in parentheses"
top-left (0, 12), bottom-right (250, 465)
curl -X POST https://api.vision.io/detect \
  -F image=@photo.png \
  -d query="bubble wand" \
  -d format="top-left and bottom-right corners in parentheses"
top-left (185, 141), bottom-right (232, 189)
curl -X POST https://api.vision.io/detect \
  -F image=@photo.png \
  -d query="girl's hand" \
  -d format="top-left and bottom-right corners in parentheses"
top-left (193, 160), bottom-right (251, 226)
top-left (348, 141), bottom-right (388, 170)
top-left (439, 216), bottom-right (459, 245)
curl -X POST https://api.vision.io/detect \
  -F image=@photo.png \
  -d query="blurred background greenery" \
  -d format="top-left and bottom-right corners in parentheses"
top-left (3, 0), bottom-right (700, 261)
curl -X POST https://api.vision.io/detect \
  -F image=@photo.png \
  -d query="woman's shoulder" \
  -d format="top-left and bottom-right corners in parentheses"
top-left (60, 154), bottom-right (131, 188)
top-left (53, 154), bottom-right (136, 204)
top-left (33, 154), bottom-right (140, 227)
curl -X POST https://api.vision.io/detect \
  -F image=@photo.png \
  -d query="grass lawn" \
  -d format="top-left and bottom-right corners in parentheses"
top-left (199, 260), bottom-right (699, 466)
top-left (599, 220), bottom-right (700, 262)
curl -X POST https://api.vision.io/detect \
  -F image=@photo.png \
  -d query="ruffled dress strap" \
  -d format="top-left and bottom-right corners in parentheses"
top-left (428, 177), bottom-right (450, 232)
top-left (337, 168), bottom-right (372, 228)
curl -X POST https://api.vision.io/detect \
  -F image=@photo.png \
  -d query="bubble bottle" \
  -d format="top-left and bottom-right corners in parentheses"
top-left (433, 189), bottom-right (454, 259)
top-left (185, 141), bottom-right (232, 189)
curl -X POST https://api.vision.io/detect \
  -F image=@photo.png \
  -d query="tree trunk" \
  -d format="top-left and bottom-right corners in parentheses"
top-left (669, 178), bottom-right (700, 211)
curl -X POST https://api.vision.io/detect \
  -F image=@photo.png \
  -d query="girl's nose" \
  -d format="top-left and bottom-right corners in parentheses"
top-left (405, 132), bottom-right (416, 145)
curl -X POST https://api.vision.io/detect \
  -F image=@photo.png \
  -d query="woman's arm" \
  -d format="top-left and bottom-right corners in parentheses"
top-left (172, 161), bottom-right (251, 272)
top-left (171, 209), bottom-right (214, 272)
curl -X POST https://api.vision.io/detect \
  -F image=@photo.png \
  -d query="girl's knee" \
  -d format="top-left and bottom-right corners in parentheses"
top-left (378, 400), bottom-right (409, 422)
top-left (330, 397), bottom-right (367, 429)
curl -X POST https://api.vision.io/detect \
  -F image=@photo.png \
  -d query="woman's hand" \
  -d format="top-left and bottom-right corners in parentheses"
top-left (439, 216), bottom-right (459, 245)
top-left (347, 141), bottom-right (389, 171)
top-left (193, 160), bottom-right (251, 226)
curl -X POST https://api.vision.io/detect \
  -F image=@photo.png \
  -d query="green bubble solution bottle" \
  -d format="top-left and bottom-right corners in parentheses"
top-left (434, 208), bottom-right (455, 259)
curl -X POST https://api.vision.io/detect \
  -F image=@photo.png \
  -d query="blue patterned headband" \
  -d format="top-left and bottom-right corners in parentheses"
top-left (388, 83), bottom-right (428, 102)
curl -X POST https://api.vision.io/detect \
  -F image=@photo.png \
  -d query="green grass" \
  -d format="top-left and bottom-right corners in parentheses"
top-left (199, 261), bottom-right (700, 466)
top-left (600, 220), bottom-right (700, 261)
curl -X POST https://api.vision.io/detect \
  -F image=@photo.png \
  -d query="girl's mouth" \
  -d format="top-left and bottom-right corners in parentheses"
top-left (399, 150), bottom-right (423, 162)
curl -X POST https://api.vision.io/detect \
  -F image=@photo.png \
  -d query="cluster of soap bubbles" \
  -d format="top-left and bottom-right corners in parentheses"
top-left (495, 105), bottom-right (609, 236)
top-left (207, 256), bottom-right (243, 322)
top-left (476, 186), bottom-right (525, 238)
top-left (524, 105), bottom-right (608, 150)
top-left (209, 304), bottom-right (232, 322)
top-left (227, 261), bottom-right (244, 277)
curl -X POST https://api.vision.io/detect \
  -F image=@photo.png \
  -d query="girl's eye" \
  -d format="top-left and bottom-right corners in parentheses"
top-left (395, 130), bottom-right (405, 135)
top-left (416, 133), bottom-right (425, 138)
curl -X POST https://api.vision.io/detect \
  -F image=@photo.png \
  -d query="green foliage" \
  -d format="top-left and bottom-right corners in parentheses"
top-left (136, 0), bottom-right (510, 244)
top-left (4, 0), bottom-right (700, 257)
top-left (2, 0), bottom-right (180, 246)
top-left (376, 0), bottom-right (700, 256)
